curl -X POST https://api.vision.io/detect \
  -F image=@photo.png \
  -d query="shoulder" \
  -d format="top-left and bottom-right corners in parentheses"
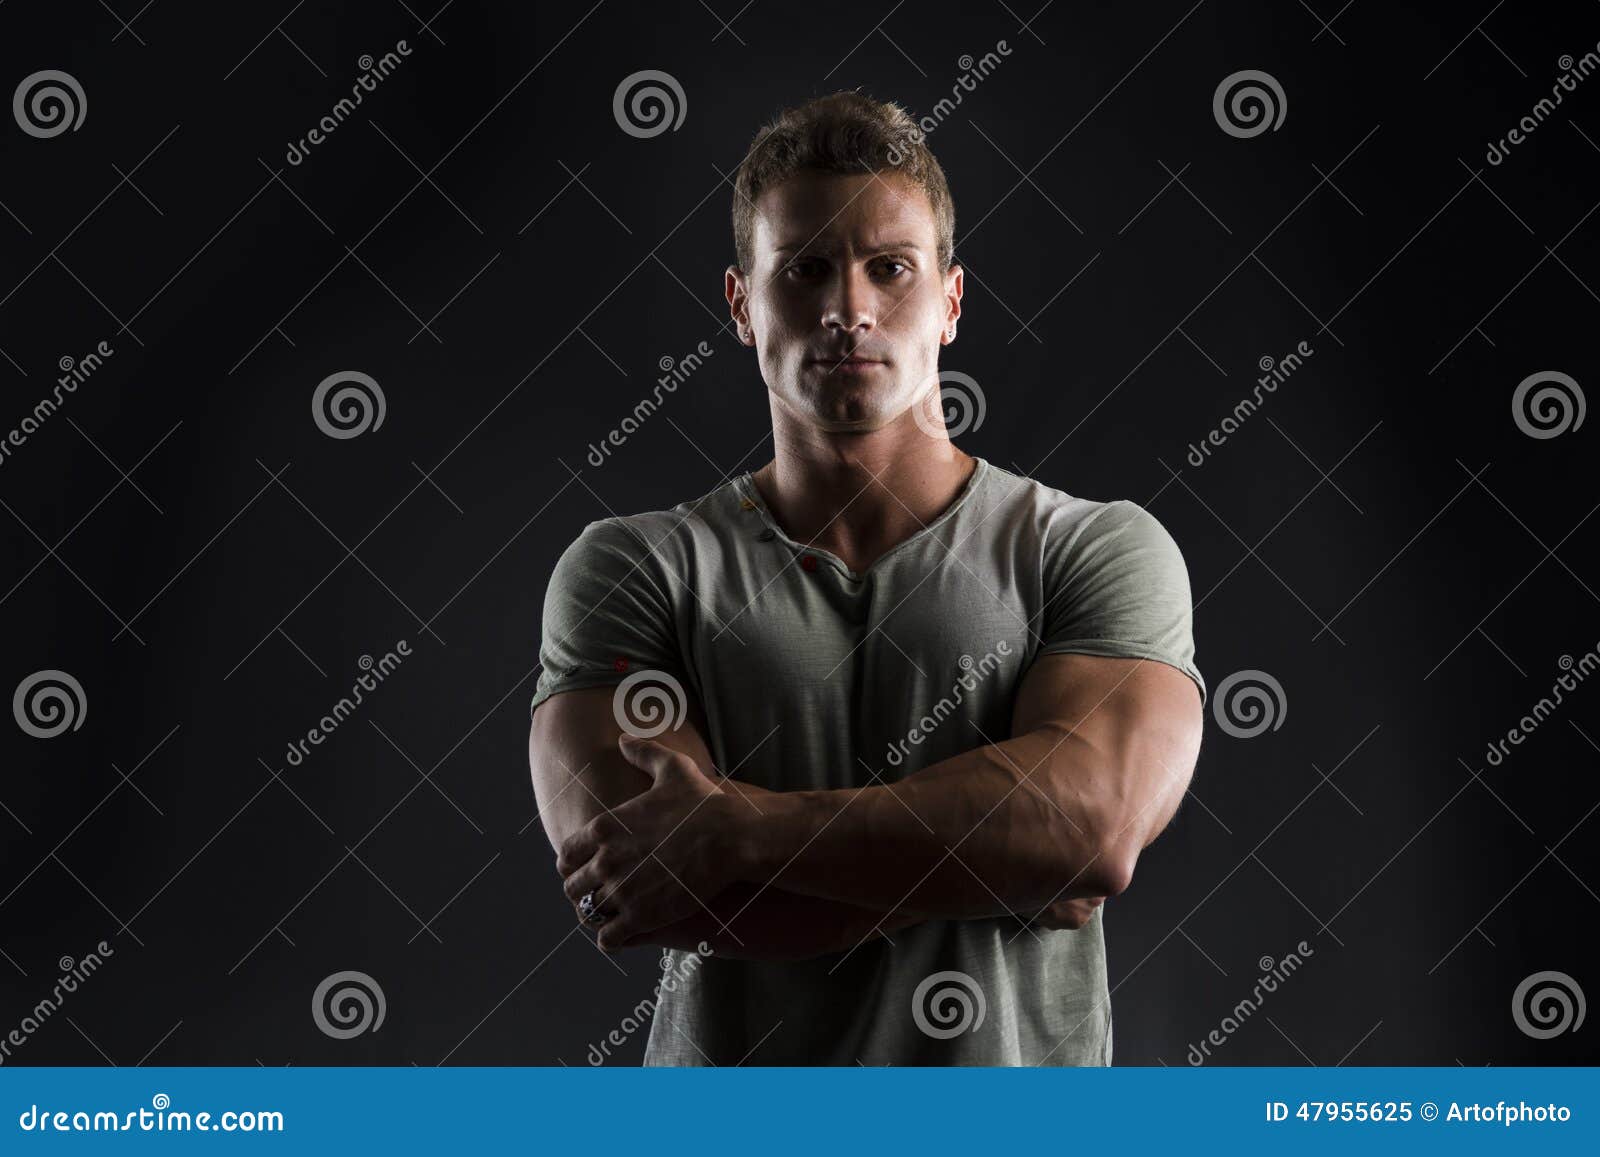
top-left (553, 474), bottom-right (745, 575)
top-left (978, 462), bottom-right (1177, 558)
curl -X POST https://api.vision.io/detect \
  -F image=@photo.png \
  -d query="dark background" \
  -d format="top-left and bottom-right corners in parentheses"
top-left (1, 0), bottom-right (1596, 1066)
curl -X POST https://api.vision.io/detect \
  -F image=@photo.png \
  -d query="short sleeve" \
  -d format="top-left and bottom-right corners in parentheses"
top-left (528, 518), bottom-right (685, 718)
top-left (1038, 500), bottom-right (1205, 706)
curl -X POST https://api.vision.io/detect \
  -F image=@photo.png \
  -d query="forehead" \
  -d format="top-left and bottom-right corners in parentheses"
top-left (751, 170), bottom-right (937, 254)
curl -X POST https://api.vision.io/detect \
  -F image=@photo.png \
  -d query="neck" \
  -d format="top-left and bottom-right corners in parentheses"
top-left (748, 404), bottom-right (977, 571)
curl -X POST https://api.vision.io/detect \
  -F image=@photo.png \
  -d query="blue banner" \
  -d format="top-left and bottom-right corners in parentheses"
top-left (2, 1066), bottom-right (1595, 1153)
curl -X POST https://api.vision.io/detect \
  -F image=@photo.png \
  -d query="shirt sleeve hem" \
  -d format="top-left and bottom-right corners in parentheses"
top-left (1034, 639), bottom-right (1207, 707)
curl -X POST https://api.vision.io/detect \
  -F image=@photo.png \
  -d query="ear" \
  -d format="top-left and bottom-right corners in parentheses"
top-left (940, 263), bottom-right (964, 346)
top-left (726, 265), bottom-right (756, 347)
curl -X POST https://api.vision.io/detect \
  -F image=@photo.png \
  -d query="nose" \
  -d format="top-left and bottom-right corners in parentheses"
top-left (821, 264), bottom-right (875, 336)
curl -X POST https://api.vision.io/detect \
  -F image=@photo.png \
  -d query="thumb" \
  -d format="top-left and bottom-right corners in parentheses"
top-left (617, 733), bottom-right (681, 781)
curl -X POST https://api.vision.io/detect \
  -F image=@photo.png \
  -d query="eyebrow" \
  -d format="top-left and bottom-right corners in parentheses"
top-left (772, 239), bottom-right (925, 255)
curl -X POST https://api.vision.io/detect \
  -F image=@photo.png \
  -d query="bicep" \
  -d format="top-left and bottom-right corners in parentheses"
top-left (1010, 651), bottom-right (1203, 849)
top-left (528, 684), bottom-right (717, 854)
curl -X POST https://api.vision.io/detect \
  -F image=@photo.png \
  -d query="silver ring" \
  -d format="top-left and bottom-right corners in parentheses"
top-left (578, 890), bottom-right (609, 925)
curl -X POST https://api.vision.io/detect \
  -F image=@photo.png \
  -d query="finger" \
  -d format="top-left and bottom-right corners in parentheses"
top-left (596, 910), bottom-right (641, 952)
top-left (555, 826), bottom-right (599, 876)
top-left (562, 857), bottom-right (609, 905)
top-left (617, 734), bottom-right (684, 782)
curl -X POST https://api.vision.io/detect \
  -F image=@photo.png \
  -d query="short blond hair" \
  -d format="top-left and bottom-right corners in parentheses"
top-left (731, 90), bottom-right (956, 272)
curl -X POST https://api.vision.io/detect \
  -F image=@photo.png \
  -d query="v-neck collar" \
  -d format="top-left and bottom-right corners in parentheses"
top-left (732, 457), bottom-right (990, 581)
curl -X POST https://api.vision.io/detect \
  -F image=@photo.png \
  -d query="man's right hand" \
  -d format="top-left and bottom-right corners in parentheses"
top-left (1028, 895), bottom-right (1105, 931)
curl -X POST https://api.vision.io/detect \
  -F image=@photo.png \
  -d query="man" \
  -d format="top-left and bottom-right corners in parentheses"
top-left (527, 91), bottom-right (1205, 1065)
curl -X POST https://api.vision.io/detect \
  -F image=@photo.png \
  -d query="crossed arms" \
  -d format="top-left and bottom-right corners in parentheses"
top-left (527, 651), bottom-right (1203, 960)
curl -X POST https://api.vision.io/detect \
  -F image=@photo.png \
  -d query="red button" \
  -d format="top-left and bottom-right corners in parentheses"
top-left (800, 555), bottom-right (818, 572)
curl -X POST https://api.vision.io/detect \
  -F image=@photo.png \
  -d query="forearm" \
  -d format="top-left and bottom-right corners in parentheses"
top-left (627, 882), bottom-right (924, 961)
top-left (732, 727), bottom-right (1129, 919)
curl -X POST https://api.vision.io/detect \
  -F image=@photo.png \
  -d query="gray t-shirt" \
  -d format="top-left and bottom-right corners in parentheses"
top-left (529, 456), bottom-right (1205, 1065)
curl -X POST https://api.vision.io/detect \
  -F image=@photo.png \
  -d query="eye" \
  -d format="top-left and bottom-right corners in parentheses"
top-left (784, 257), bottom-right (825, 280)
top-left (873, 257), bottom-right (910, 279)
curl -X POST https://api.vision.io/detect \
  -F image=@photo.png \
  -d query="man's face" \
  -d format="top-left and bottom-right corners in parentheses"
top-left (728, 170), bottom-right (962, 433)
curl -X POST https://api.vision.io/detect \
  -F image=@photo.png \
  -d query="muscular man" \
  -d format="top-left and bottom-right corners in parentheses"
top-left (528, 91), bottom-right (1205, 1065)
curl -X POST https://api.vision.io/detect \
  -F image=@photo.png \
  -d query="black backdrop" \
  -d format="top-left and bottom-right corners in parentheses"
top-left (1, 0), bottom-right (1596, 1066)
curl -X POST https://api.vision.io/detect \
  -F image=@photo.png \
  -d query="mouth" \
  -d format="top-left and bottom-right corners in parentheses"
top-left (808, 355), bottom-right (887, 375)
